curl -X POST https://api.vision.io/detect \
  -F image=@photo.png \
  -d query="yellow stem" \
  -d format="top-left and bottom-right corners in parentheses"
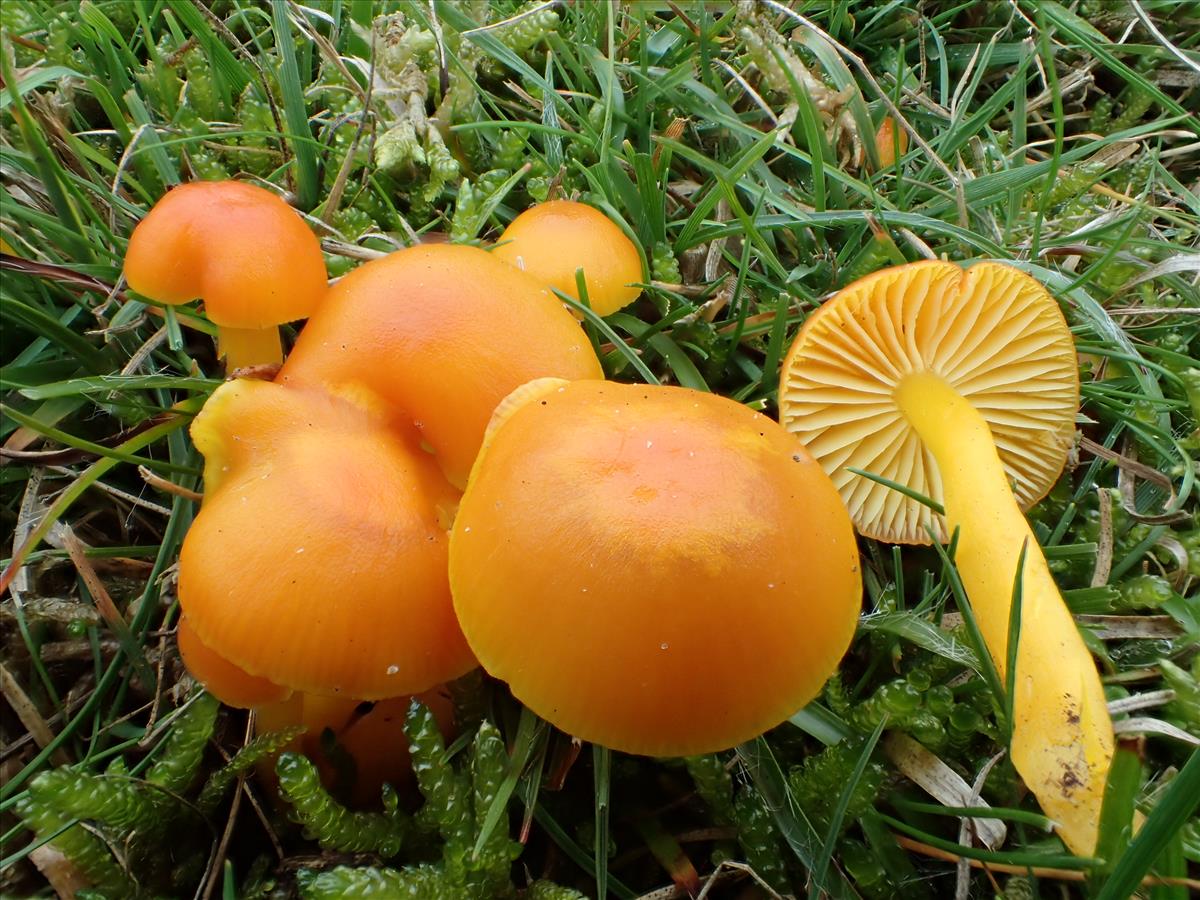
top-left (894, 371), bottom-right (1113, 857)
top-left (217, 325), bottom-right (283, 371)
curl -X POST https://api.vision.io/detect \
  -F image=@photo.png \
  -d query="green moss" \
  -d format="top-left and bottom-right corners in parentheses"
top-left (276, 752), bottom-right (408, 856)
top-left (732, 784), bottom-right (788, 893)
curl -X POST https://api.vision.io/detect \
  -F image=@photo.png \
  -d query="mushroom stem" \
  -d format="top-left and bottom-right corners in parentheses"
top-left (217, 325), bottom-right (284, 371)
top-left (894, 370), bottom-right (1113, 856)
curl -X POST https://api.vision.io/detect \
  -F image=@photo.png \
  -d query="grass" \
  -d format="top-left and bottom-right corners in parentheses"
top-left (1, 0), bottom-right (1198, 897)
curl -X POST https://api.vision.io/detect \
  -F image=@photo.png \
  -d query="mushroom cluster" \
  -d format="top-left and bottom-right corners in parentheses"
top-left (129, 183), bottom-right (861, 797)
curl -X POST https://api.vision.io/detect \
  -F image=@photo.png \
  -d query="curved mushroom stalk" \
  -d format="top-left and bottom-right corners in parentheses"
top-left (124, 181), bottom-right (327, 370)
top-left (779, 260), bottom-right (1113, 856)
top-left (895, 371), bottom-right (1112, 855)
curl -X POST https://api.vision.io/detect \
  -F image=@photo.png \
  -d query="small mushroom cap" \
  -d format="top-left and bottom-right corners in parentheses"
top-left (278, 243), bottom-right (602, 487)
top-left (778, 260), bottom-right (1079, 544)
top-left (256, 689), bottom-right (455, 807)
top-left (177, 615), bottom-right (292, 708)
top-left (180, 379), bottom-right (475, 699)
top-left (491, 200), bottom-right (643, 316)
top-left (450, 379), bottom-right (861, 756)
top-left (124, 181), bottom-right (326, 329)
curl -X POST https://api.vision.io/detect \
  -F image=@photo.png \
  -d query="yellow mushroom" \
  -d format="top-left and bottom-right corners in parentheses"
top-left (778, 260), bottom-right (1111, 856)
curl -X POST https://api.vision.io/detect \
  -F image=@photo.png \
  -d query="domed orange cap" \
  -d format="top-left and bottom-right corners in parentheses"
top-left (491, 200), bottom-right (643, 316)
top-left (278, 243), bottom-right (602, 487)
top-left (124, 181), bottom-right (327, 368)
top-left (179, 378), bottom-right (475, 699)
top-left (450, 379), bottom-right (861, 756)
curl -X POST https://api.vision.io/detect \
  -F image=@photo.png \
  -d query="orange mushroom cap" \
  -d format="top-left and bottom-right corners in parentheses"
top-left (125, 181), bottom-right (326, 328)
top-left (177, 615), bottom-right (292, 708)
top-left (124, 181), bottom-right (327, 368)
top-left (778, 260), bottom-right (1079, 544)
top-left (450, 379), bottom-right (861, 756)
top-left (256, 688), bottom-right (455, 808)
top-left (491, 200), bottom-right (644, 316)
top-left (178, 378), bottom-right (475, 700)
top-left (278, 243), bottom-right (602, 487)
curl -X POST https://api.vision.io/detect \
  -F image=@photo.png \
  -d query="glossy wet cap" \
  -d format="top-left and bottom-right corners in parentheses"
top-left (124, 181), bottom-right (326, 328)
top-left (778, 260), bottom-right (1079, 544)
top-left (491, 200), bottom-right (644, 316)
top-left (177, 615), bottom-right (292, 708)
top-left (278, 243), bottom-right (602, 487)
top-left (450, 379), bottom-right (861, 756)
top-left (179, 379), bottom-right (475, 699)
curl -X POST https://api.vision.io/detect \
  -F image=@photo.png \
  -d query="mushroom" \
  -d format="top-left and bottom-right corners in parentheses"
top-left (777, 259), bottom-right (1111, 855)
top-left (178, 377), bottom-right (475, 701)
top-left (449, 378), bottom-right (861, 756)
top-left (255, 688), bottom-right (455, 808)
top-left (180, 609), bottom-right (456, 806)
top-left (124, 181), bottom-right (327, 370)
top-left (278, 243), bottom-right (603, 487)
top-left (491, 200), bottom-right (643, 316)
top-left (177, 615), bottom-right (292, 708)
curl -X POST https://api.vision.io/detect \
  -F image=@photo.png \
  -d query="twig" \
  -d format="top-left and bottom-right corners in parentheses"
top-left (319, 32), bottom-right (376, 227)
top-left (1105, 306), bottom-right (1200, 317)
top-left (0, 661), bottom-right (72, 766)
top-left (198, 717), bottom-right (254, 900)
top-left (1091, 485), bottom-right (1113, 587)
top-left (139, 466), bottom-right (203, 503)
top-left (64, 529), bottom-right (128, 630)
top-left (892, 833), bottom-right (1200, 889)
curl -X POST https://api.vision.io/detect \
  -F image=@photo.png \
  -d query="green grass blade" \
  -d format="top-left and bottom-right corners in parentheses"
top-left (925, 526), bottom-right (1008, 724)
top-left (1091, 738), bottom-right (1142, 888)
top-left (270, 0), bottom-right (318, 208)
top-left (1095, 749), bottom-right (1200, 900)
top-left (593, 744), bottom-right (611, 899)
top-left (1003, 539), bottom-right (1027, 728)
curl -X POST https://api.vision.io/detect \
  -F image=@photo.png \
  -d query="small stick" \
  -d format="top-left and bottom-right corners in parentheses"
top-left (63, 530), bottom-right (127, 630)
top-left (139, 466), bottom-right (203, 503)
top-left (892, 834), bottom-right (1200, 889)
top-left (199, 717), bottom-right (255, 900)
top-left (1090, 486), bottom-right (1113, 587)
top-left (0, 661), bottom-right (71, 766)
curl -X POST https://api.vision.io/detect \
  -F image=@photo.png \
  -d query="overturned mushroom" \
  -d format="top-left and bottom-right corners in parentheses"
top-left (778, 260), bottom-right (1111, 855)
